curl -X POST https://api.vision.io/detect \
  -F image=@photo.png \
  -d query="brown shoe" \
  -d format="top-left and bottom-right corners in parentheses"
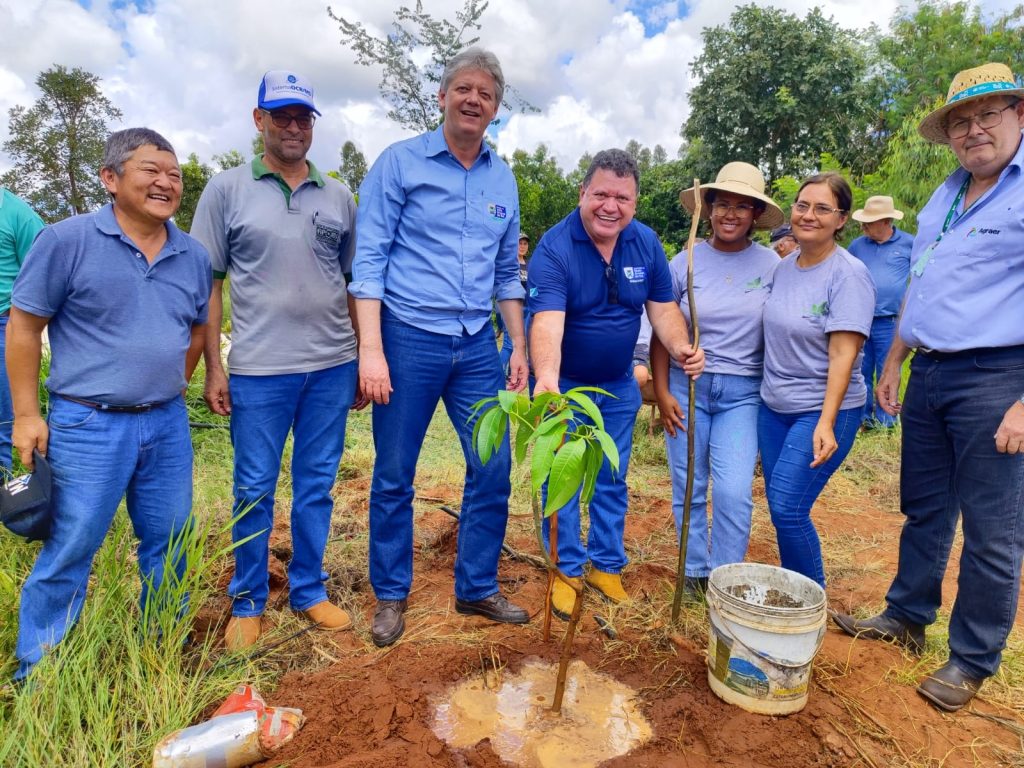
top-left (224, 615), bottom-right (262, 652)
top-left (301, 601), bottom-right (352, 631)
top-left (372, 599), bottom-right (407, 647)
top-left (917, 662), bottom-right (983, 712)
top-left (831, 611), bottom-right (925, 655)
top-left (455, 593), bottom-right (529, 624)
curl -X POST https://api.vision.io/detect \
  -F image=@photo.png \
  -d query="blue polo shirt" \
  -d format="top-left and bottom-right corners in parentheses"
top-left (349, 125), bottom-right (523, 336)
top-left (900, 134), bottom-right (1024, 351)
top-left (848, 227), bottom-right (913, 317)
top-left (12, 204), bottom-right (212, 404)
top-left (527, 209), bottom-right (673, 383)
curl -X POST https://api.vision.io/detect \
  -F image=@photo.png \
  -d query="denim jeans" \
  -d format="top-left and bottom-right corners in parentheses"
top-left (228, 361), bottom-right (357, 616)
top-left (758, 405), bottom-right (860, 587)
top-left (15, 396), bottom-right (193, 680)
top-left (861, 316), bottom-right (898, 428)
top-left (665, 369), bottom-right (761, 578)
top-left (883, 346), bottom-right (1024, 679)
top-left (541, 373), bottom-right (641, 578)
top-left (0, 314), bottom-right (13, 472)
top-left (369, 312), bottom-right (511, 602)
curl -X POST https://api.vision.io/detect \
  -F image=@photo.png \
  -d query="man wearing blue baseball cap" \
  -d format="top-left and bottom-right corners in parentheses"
top-left (834, 62), bottom-right (1024, 712)
top-left (192, 70), bottom-right (364, 651)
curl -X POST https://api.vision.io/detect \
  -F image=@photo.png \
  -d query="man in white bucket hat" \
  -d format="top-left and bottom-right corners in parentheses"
top-left (848, 195), bottom-right (914, 430)
top-left (833, 63), bottom-right (1024, 712)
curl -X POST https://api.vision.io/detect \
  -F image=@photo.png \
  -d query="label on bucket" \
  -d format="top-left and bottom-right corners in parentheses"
top-left (708, 623), bottom-right (809, 702)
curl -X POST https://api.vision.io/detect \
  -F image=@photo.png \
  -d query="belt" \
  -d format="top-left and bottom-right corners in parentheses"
top-left (916, 344), bottom-right (1024, 361)
top-left (56, 394), bottom-right (172, 413)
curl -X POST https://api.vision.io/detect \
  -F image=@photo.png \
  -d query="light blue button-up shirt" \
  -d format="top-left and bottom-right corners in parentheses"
top-left (900, 133), bottom-right (1024, 352)
top-left (349, 125), bottom-right (524, 336)
top-left (848, 227), bottom-right (913, 317)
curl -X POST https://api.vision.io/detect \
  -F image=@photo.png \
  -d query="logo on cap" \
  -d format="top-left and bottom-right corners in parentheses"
top-left (287, 75), bottom-right (297, 83)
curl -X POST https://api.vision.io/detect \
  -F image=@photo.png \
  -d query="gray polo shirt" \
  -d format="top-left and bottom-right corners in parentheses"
top-left (761, 248), bottom-right (875, 414)
top-left (191, 157), bottom-right (357, 375)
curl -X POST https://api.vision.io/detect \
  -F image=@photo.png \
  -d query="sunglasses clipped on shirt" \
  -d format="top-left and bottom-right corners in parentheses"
top-left (604, 262), bottom-right (619, 305)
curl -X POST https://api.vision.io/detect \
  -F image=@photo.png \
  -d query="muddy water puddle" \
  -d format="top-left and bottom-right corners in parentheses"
top-left (432, 658), bottom-right (652, 768)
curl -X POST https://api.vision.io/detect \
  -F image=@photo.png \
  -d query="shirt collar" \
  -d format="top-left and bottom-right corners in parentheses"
top-left (568, 208), bottom-right (638, 245)
top-left (250, 154), bottom-right (325, 187)
top-left (94, 203), bottom-right (187, 254)
top-left (426, 124), bottom-right (492, 167)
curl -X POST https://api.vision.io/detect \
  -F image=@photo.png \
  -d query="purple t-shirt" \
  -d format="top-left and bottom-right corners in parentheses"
top-left (761, 247), bottom-right (875, 414)
top-left (669, 240), bottom-right (778, 376)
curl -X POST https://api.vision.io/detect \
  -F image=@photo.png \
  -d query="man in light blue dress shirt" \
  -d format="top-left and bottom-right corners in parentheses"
top-left (834, 63), bottom-right (1024, 712)
top-left (350, 47), bottom-right (529, 647)
top-left (848, 196), bottom-right (914, 429)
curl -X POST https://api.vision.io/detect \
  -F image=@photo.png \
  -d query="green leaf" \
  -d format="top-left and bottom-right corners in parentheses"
top-left (514, 414), bottom-right (534, 464)
top-left (497, 389), bottom-right (518, 414)
top-left (544, 439), bottom-right (587, 515)
top-left (579, 442), bottom-right (604, 506)
top-left (468, 394), bottom-right (500, 423)
top-left (594, 429), bottom-right (621, 473)
top-left (474, 407), bottom-right (505, 465)
top-left (533, 409), bottom-right (572, 436)
top-left (531, 427), bottom-right (564, 494)
top-left (565, 389), bottom-right (604, 431)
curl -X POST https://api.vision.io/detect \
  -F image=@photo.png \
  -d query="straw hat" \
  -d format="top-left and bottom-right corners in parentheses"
top-left (852, 196), bottom-right (904, 223)
top-left (918, 62), bottom-right (1024, 145)
top-left (679, 162), bottom-right (784, 230)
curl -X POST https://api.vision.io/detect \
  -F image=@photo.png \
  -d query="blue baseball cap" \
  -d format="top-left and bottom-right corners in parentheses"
top-left (257, 70), bottom-right (321, 116)
top-left (0, 451), bottom-right (52, 542)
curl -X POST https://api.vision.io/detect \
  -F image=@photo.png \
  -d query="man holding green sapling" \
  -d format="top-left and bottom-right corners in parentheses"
top-left (192, 71), bottom-right (363, 651)
top-left (351, 47), bottom-right (529, 647)
top-left (7, 128), bottom-right (210, 683)
top-left (528, 149), bottom-right (704, 620)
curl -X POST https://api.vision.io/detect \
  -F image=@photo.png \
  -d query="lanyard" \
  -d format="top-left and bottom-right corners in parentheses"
top-left (938, 177), bottom-right (971, 239)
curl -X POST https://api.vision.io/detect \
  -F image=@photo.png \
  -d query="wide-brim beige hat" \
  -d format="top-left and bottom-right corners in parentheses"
top-left (918, 62), bottom-right (1024, 145)
top-left (852, 195), bottom-right (904, 223)
top-left (679, 161), bottom-right (784, 230)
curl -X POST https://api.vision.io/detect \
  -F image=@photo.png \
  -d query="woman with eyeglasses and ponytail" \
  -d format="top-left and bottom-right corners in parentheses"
top-left (758, 171), bottom-right (876, 588)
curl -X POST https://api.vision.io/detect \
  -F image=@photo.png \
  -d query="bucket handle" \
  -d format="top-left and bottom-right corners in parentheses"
top-left (707, 593), bottom-right (826, 670)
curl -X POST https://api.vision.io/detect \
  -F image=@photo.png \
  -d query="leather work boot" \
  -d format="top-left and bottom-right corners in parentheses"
top-left (224, 615), bottom-right (262, 652)
top-left (831, 611), bottom-right (926, 655)
top-left (455, 593), bottom-right (529, 624)
top-left (917, 662), bottom-right (983, 712)
top-left (585, 568), bottom-right (629, 603)
top-left (371, 599), bottom-right (407, 647)
top-left (551, 576), bottom-right (583, 621)
top-left (301, 601), bottom-right (352, 631)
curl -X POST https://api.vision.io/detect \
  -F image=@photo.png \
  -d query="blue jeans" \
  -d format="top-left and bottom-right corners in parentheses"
top-left (758, 406), bottom-right (860, 587)
top-left (228, 361), bottom-right (357, 616)
top-left (665, 369), bottom-right (761, 578)
top-left (0, 314), bottom-right (13, 472)
top-left (369, 312), bottom-right (511, 602)
top-left (542, 373), bottom-right (641, 578)
top-left (861, 316), bottom-right (898, 427)
top-left (15, 396), bottom-right (193, 680)
top-left (883, 347), bottom-right (1024, 679)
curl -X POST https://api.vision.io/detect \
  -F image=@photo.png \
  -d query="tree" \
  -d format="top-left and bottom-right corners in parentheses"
top-left (329, 0), bottom-right (534, 133)
top-left (212, 149), bottom-right (247, 170)
top-left (875, 1), bottom-right (1024, 137)
top-left (1, 65), bottom-right (122, 222)
top-left (339, 140), bottom-right (368, 191)
top-left (175, 154), bottom-right (214, 233)
top-left (636, 160), bottom-right (696, 255)
top-left (682, 5), bottom-right (878, 185)
top-left (508, 145), bottom-right (577, 243)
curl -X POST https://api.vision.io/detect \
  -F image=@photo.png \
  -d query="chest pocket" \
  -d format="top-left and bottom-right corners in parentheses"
top-left (476, 199), bottom-right (512, 238)
top-left (310, 217), bottom-right (346, 265)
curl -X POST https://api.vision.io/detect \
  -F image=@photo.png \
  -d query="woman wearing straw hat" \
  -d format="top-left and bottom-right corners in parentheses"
top-left (758, 172), bottom-right (875, 588)
top-left (650, 161), bottom-right (782, 597)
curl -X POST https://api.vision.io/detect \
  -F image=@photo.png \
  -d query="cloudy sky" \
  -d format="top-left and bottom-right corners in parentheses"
top-left (0, 0), bottom-right (1018, 178)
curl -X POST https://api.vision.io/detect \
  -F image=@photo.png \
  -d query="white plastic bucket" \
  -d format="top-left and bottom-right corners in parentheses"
top-left (705, 563), bottom-right (826, 715)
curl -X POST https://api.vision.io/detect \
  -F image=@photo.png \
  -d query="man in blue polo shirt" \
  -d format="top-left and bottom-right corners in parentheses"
top-left (528, 149), bottom-right (704, 619)
top-left (848, 196), bottom-right (913, 429)
top-left (351, 47), bottom-right (529, 647)
top-left (7, 128), bottom-right (210, 683)
top-left (0, 189), bottom-right (44, 471)
top-left (833, 63), bottom-right (1024, 712)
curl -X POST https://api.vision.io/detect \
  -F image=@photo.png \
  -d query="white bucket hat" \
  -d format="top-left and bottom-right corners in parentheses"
top-left (852, 196), bottom-right (904, 223)
top-left (918, 62), bottom-right (1024, 145)
top-left (679, 162), bottom-right (784, 230)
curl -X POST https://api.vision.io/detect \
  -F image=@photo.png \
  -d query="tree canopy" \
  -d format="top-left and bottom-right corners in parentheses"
top-left (339, 140), bottom-right (368, 192)
top-left (1, 65), bottom-right (122, 222)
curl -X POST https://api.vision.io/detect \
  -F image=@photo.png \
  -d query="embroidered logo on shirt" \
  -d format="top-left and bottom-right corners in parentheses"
top-left (529, 287), bottom-right (538, 297)
top-left (803, 301), bottom-right (829, 319)
top-left (744, 276), bottom-right (768, 292)
top-left (488, 203), bottom-right (507, 220)
top-left (623, 266), bottom-right (646, 282)
top-left (315, 222), bottom-right (342, 249)
top-left (966, 227), bottom-right (1001, 237)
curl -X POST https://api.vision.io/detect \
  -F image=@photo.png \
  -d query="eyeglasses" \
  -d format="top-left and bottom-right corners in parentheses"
top-left (945, 103), bottom-right (1016, 139)
top-left (792, 201), bottom-right (845, 217)
top-left (262, 109), bottom-right (315, 130)
top-left (711, 201), bottom-right (756, 216)
top-left (604, 262), bottom-right (618, 305)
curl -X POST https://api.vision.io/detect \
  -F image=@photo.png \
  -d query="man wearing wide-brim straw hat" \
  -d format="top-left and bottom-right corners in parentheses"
top-left (848, 196), bottom-right (915, 430)
top-left (833, 63), bottom-right (1024, 713)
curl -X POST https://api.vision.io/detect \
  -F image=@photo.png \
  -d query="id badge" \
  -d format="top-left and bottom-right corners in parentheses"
top-left (911, 243), bottom-right (936, 278)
